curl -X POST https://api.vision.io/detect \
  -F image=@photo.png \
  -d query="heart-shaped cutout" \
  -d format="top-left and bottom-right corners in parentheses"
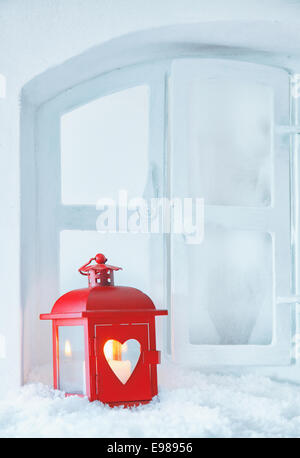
top-left (103, 339), bottom-right (141, 384)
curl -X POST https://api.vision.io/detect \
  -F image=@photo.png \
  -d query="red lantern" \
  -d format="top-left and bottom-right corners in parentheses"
top-left (40, 254), bottom-right (168, 406)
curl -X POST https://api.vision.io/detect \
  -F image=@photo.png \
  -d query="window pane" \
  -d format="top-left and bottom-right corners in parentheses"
top-left (187, 79), bottom-right (272, 206)
top-left (188, 228), bottom-right (273, 345)
top-left (171, 60), bottom-right (277, 208)
top-left (58, 326), bottom-right (86, 394)
top-left (61, 85), bottom-right (149, 204)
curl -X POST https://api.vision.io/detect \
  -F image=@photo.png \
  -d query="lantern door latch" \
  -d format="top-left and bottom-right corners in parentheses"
top-left (142, 350), bottom-right (161, 365)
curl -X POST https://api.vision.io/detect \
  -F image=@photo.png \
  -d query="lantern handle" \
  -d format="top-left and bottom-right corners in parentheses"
top-left (78, 257), bottom-right (96, 276)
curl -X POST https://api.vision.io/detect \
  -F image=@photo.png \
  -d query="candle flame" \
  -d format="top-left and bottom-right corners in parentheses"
top-left (104, 340), bottom-right (125, 361)
top-left (64, 339), bottom-right (72, 357)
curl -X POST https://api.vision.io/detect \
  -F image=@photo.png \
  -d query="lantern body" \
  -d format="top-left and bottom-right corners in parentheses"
top-left (40, 255), bottom-right (167, 406)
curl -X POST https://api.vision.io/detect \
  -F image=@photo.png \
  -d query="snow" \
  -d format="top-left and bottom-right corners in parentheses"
top-left (1, 363), bottom-right (300, 438)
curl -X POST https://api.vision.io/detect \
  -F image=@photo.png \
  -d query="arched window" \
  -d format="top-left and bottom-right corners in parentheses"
top-left (21, 37), bottom-right (299, 379)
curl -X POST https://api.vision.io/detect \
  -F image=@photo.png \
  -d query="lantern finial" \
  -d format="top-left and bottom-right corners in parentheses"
top-left (78, 253), bottom-right (122, 288)
top-left (95, 253), bottom-right (107, 264)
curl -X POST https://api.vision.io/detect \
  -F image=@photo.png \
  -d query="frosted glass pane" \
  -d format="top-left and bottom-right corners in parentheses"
top-left (58, 326), bottom-right (86, 394)
top-left (59, 231), bottom-right (151, 296)
top-left (187, 80), bottom-right (272, 206)
top-left (188, 228), bottom-right (273, 345)
top-left (61, 85), bottom-right (149, 204)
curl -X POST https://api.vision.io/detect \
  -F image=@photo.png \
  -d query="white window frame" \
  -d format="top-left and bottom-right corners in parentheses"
top-left (21, 54), bottom-right (300, 376)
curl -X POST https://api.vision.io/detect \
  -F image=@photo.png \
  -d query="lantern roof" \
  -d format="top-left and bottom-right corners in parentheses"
top-left (40, 254), bottom-right (167, 320)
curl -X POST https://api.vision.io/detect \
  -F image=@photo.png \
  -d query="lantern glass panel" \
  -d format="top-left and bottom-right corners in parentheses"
top-left (58, 325), bottom-right (86, 394)
top-left (103, 339), bottom-right (141, 384)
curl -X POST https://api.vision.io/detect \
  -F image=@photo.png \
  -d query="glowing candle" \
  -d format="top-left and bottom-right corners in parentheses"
top-left (108, 359), bottom-right (132, 384)
top-left (104, 339), bottom-right (132, 384)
